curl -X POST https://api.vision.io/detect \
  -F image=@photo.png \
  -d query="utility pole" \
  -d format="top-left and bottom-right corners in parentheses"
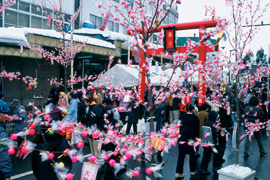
top-left (70, 20), bottom-right (74, 91)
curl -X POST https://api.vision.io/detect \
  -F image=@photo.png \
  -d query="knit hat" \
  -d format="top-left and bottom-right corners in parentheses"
top-left (60, 92), bottom-right (65, 96)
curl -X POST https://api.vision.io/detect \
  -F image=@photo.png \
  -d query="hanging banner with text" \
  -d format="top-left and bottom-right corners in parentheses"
top-left (163, 26), bottom-right (176, 52)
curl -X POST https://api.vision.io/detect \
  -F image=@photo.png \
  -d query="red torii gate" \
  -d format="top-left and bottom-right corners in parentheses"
top-left (136, 20), bottom-right (218, 106)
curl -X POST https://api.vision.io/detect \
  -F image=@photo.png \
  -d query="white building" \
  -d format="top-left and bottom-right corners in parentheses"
top-left (2, 0), bottom-right (179, 34)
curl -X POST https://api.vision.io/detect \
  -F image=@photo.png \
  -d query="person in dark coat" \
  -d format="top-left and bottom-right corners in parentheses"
top-left (153, 101), bottom-right (167, 163)
top-left (154, 101), bottom-right (167, 133)
top-left (216, 108), bottom-right (231, 165)
top-left (10, 99), bottom-right (28, 147)
top-left (31, 133), bottom-right (72, 180)
top-left (88, 101), bottom-right (103, 129)
top-left (243, 96), bottom-right (268, 158)
top-left (175, 104), bottom-right (199, 178)
top-left (100, 98), bottom-right (113, 131)
top-left (31, 114), bottom-right (72, 180)
top-left (0, 92), bottom-right (10, 129)
top-left (86, 99), bottom-right (103, 157)
top-left (77, 98), bottom-right (86, 125)
top-left (0, 109), bottom-right (12, 180)
top-left (169, 94), bottom-right (181, 124)
top-left (200, 111), bottom-right (219, 174)
top-left (126, 97), bottom-right (140, 135)
top-left (50, 84), bottom-right (60, 103)
top-left (85, 98), bottom-right (97, 127)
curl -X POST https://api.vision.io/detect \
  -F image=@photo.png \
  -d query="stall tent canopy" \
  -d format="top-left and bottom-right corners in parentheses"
top-left (94, 64), bottom-right (198, 87)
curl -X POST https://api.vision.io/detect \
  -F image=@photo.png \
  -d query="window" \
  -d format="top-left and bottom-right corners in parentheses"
top-left (90, 15), bottom-right (96, 28)
top-left (108, 21), bottom-right (113, 31)
top-left (123, 27), bottom-right (128, 34)
top-left (31, 16), bottom-right (42, 28)
top-left (9, 2), bottom-right (16, 9)
top-left (96, 16), bottom-right (102, 29)
top-left (90, 14), bottom-right (102, 29)
top-left (163, 11), bottom-right (177, 25)
top-left (114, 23), bottom-right (119, 32)
top-left (4, 3), bottom-right (72, 29)
top-left (153, 34), bottom-right (159, 43)
top-left (18, 13), bottom-right (29, 27)
top-left (32, 4), bottom-right (42, 15)
top-left (43, 19), bottom-right (52, 29)
top-left (19, 1), bottom-right (30, 12)
top-left (5, 10), bottom-right (17, 27)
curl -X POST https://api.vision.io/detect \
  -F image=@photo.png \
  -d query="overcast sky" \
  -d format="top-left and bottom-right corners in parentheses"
top-left (176, 0), bottom-right (270, 58)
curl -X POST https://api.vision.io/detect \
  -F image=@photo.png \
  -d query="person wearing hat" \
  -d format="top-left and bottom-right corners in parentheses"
top-left (10, 99), bottom-right (28, 132)
top-left (58, 92), bottom-right (68, 108)
top-left (0, 109), bottom-right (12, 180)
top-left (0, 92), bottom-right (10, 129)
top-left (66, 92), bottom-right (79, 123)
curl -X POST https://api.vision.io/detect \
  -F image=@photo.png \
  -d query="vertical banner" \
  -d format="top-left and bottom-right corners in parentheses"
top-left (163, 27), bottom-right (176, 52)
top-left (198, 25), bottom-right (206, 106)
top-left (232, 123), bottom-right (238, 149)
top-left (138, 50), bottom-right (145, 102)
top-left (99, 11), bottom-right (110, 31)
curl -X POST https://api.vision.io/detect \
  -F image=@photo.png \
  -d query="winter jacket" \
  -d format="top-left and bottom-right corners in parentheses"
top-left (0, 126), bottom-right (12, 178)
top-left (178, 113), bottom-right (200, 154)
top-left (66, 98), bottom-right (79, 123)
top-left (243, 105), bottom-right (264, 124)
top-left (170, 97), bottom-right (181, 111)
top-left (218, 108), bottom-right (232, 130)
top-left (196, 110), bottom-right (208, 138)
top-left (88, 104), bottom-right (103, 128)
top-left (203, 111), bottom-right (219, 144)
top-left (50, 86), bottom-right (60, 102)
top-left (0, 99), bottom-right (10, 127)
top-left (245, 93), bottom-right (253, 104)
top-left (128, 101), bottom-right (140, 124)
top-left (77, 100), bottom-right (86, 122)
top-left (101, 106), bottom-right (118, 131)
top-left (0, 100), bottom-right (10, 112)
top-left (32, 132), bottom-right (72, 180)
top-left (228, 96), bottom-right (236, 111)
top-left (154, 102), bottom-right (167, 132)
top-left (13, 105), bottom-right (28, 133)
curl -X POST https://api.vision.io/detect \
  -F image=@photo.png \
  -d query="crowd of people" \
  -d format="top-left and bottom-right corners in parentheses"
top-left (0, 82), bottom-right (269, 180)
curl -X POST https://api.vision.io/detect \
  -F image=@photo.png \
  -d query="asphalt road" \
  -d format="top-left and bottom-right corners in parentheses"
top-left (9, 129), bottom-right (270, 180)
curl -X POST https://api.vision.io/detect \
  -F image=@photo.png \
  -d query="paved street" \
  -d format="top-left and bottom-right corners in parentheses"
top-left (9, 127), bottom-right (270, 180)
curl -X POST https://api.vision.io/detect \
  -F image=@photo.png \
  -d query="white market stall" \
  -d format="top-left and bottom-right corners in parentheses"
top-left (94, 64), bottom-right (199, 87)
